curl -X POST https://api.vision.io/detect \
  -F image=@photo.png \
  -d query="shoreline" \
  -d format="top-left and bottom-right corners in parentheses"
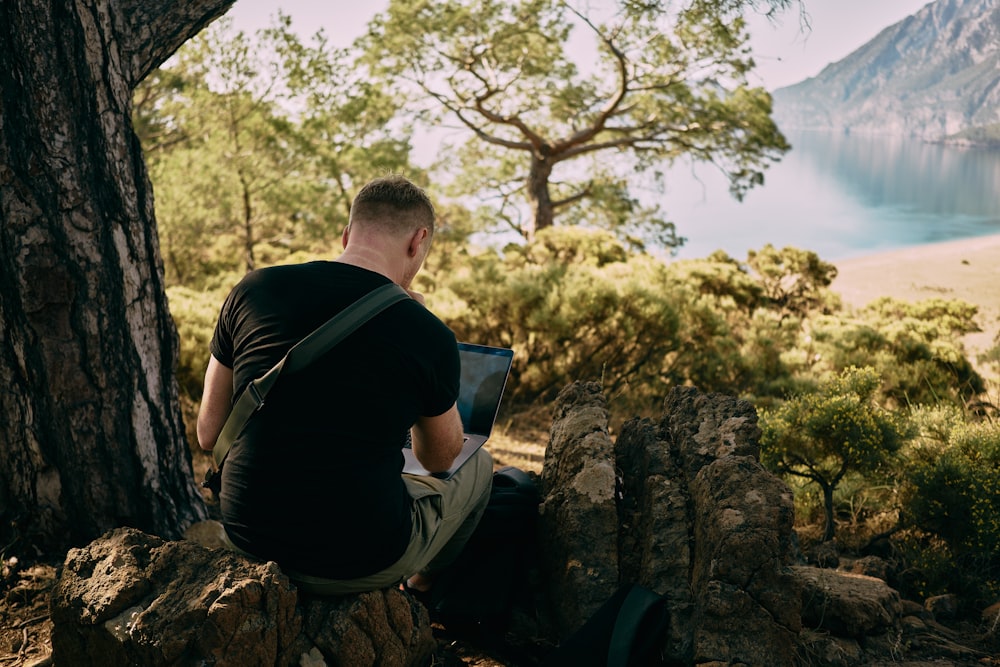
top-left (830, 233), bottom-right (1000, 368)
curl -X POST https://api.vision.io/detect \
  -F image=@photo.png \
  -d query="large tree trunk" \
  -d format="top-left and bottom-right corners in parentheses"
top-left (0, 0), bottom-right (233, 555)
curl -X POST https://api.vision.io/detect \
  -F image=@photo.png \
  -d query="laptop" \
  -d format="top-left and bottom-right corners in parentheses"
top-left (402, 342), bottom-right (514, 479)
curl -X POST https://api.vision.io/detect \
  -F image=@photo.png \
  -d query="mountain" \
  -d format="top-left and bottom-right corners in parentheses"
top-left (771, 0), bottom-right (1000, 143)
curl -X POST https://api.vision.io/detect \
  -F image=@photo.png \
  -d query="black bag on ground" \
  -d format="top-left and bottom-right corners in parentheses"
top-left (543, 583), bottom-right (670, 667)
top-left (427, 465), bottom-right (540, 628)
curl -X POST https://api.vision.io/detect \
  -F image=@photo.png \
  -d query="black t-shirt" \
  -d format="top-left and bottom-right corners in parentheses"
top-left (209, 261), bottom-right (459, 579)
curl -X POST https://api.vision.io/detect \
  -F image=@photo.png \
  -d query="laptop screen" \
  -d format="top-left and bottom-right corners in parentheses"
top-left (456, 343), bottom-right (514, 436)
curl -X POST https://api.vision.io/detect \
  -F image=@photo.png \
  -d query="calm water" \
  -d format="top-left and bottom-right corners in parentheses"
top-left (667, 131), bottom-right (1000, 261)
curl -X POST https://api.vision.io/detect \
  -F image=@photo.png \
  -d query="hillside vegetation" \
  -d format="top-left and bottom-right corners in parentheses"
top-left (145, 3), bottom-right (999, 613)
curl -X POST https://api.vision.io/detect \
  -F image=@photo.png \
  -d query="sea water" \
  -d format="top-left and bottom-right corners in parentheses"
top-left (667, 131), bottom-right (1000, 262)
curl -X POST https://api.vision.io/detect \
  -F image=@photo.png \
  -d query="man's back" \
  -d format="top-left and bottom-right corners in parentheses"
top-left (210, 261), bottom-right (460, 579)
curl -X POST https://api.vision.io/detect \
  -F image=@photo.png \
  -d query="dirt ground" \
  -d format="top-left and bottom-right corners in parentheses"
top-left (1, 559), bottom-right (56, 666)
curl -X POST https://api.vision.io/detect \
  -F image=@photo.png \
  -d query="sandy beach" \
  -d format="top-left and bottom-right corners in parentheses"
top-left (831, 233), bottom-right (1000, 369)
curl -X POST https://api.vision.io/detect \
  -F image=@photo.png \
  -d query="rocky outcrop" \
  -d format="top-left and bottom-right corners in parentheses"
top-left (791, 566), bottom-right (902, 638)
top-left (538, 382), bottom-right (620, 632)
top-left (49, 527), bottom-right (434, 667)
top-left (538, 383), bottom-right (802, 665)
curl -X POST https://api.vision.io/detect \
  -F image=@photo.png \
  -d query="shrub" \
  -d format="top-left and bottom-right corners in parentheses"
top-left (811, 297), bottom-right (984, 408)
top-left (903, 415), bottom-right (1000, 603)
top-left (435, 228), bottom-right (686, 421)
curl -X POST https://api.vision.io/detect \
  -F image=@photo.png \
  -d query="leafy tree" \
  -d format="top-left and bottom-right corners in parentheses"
top-left (362, 0), bottom-right (793, 247)
top-left (760, 366), bottom-right (910, 541)
top-left (746, 244), bottom-right (839, 321)
top-left (136, 15), bottom-right (417, 288)
top-left (1, 0), bottom-right (230, 555)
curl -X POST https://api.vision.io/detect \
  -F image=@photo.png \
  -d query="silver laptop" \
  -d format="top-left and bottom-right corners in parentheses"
top-left (402, 342), bottom-right (514, 479)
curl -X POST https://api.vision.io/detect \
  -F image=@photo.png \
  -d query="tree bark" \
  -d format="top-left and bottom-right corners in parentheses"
top-left (0, 0), bottom-right (232, 554)
top-left (526, 154), bottom-right (555, 242)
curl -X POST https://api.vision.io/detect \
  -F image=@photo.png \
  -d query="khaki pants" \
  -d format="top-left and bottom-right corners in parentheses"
top-left (224, 448), bottom-right (494, 595)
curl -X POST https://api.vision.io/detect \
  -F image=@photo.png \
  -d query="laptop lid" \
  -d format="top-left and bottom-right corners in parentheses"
top-left (402, 342), bottom-right (514, 478)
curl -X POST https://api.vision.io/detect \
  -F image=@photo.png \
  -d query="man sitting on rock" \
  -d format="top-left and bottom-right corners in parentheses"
top-left (196, 175), bottom-right (492, 596)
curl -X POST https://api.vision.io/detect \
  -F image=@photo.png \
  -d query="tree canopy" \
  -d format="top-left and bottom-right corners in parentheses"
top-left (137, 15), bottom-right (420, 287)
top-left (362, 0), bottom-right (793, 248)
top-left (760, 366), bottom-right (911, 541)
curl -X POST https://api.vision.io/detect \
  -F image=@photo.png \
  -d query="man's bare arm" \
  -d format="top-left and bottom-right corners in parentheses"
top-left (411, 403), bottom-right (464, 473)
top-left (197, 355), bottom-right (234, 451)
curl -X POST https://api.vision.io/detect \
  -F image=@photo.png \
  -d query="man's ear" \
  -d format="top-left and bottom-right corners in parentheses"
top-left (341, 224), bottom-right (350, 249)
top-left (407, 227), bottom-right (430, 257)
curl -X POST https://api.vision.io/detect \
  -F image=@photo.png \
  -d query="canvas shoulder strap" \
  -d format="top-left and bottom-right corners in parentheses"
top-left (211, 282), bottom-right (410, 469)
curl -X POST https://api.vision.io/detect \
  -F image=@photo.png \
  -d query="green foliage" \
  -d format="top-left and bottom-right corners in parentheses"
top-left (892, 530), bottom-right (963, 602)
top-left (362, 0), bottom-right (792, 246)
top-left (810, 297), bottom-right (984, 408)
top-left (433, 228), bottom-right (686, 419)
top-left (662, 248), bottom-right (835, 402)
top-left (760, 366), bottom-right (911, 541)
top-left (903, 412), bottom-right (1000, 600)
top-left (135, 15), bottom-right (419, 289)
top-left (746, 244), bottom-right (839, 319)
top-left (167, 280), bottom-right (238, 400)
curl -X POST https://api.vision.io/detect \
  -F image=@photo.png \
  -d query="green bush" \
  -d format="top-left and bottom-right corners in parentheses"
top-left (904, 415), bottom-right (1000, 602)
top-left (435, 228), bottom-right (686, 420)
top-left (167, 281), bottom-right (236, 401)
top-left (811, 297), bottom-right (984, 408)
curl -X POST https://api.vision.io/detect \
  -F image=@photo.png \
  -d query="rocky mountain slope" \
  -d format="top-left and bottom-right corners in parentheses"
top-left (771, 0), bottom-right (1000, 142)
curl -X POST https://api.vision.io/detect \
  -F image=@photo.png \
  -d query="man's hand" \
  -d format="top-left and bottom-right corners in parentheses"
top-left (410, 403), bottom-right (463, 473)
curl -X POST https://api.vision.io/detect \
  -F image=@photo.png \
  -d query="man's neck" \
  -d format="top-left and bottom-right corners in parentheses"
top-left (335, 247), bottom-right (402, 285)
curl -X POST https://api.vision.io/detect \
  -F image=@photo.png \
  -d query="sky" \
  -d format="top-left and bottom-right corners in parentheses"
top-left (226, 0), bottom-right (934, 91)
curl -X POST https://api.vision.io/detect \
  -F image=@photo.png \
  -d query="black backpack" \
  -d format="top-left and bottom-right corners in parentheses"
top-left (426, 466), bottom-right (540, 629)
top-left (543, 583), bottom-right (670, 667)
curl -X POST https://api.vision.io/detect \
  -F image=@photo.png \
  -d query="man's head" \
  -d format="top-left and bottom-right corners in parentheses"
top-left (341, 175), bottom-right (436, 289)
top-left (348, 175), bottom-right (435, 238)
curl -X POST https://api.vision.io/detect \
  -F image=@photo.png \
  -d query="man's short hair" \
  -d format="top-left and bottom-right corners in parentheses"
top-left (349, 175), bottom-right (435, 236)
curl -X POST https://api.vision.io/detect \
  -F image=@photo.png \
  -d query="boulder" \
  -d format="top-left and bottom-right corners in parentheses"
top-left (539, 383), bottom-right (802, 665)
top-left (925, 593), bottom-right (960, 620)
top-left (791, 565), bottom-right (902, 638)
top-left (847, 555), bottom-right (890, 581)
top-left (49, 527), bottom-right (434, 667)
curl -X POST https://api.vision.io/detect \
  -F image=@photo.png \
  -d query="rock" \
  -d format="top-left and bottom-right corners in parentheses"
top-left (795, 630), bottom-right (863, 667)
top-left (182, 518), bottom-right (230, 550)
top-left (791, 566), bottom-right (902, 638)
top-left (848, 555), bottom-right (889, 581)
top-left (900, 598), bottom-right (932, 621)
top-left (540, 383), bottom-right (802, 665)
top-left (538, 381), bottom-right (619, 635)
top-left (49, 527), bottom-right (434, 667)
top-left (924, 593), bottom-right (960, 621)
top-left (808, 540), bottom-right (840, 569)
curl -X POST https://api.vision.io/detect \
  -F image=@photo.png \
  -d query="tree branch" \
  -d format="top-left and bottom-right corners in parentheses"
top-left (552, 5), bottom-right (631, 154)
top-left (118, 0), bottom-right (235, 86)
